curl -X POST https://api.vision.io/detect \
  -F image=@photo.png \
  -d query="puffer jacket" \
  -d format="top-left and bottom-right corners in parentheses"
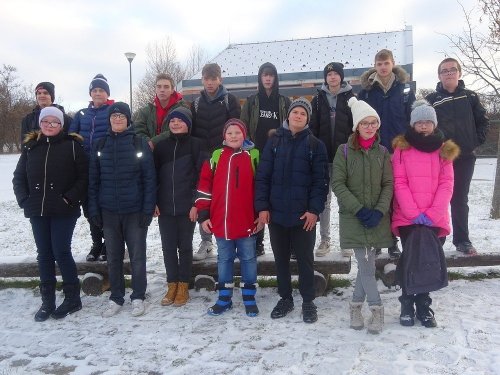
top-left (20, 104), bottom-right (72, 142)
top-left (310, 82), bottom-right (354, 162)
top-left (391, 134), bottom-right (459, 237)
top-left (154, 132), bottom-right (208, 216)
top-left (190, 86), bottom-right (241, 152)
top-left (13, 131), bottom-right (88, 218)
top-left (358, 66), bottom-right (416, 152)
top-left (240, 62), bottom-right (291, 144)
top-left (88, 127), bottom-right (156, 217)
top-left (255, 124), bottom-right (329, 227)
top-left (195, 145), bottom-right (258, 240)
top-left (426, 80), bottom-right (489, 155)
top-left (134, 92), bottom-right (185, 146)
top-left (69, 100), bottom-right (114, 154)
top-left (331, 134), bottom-right (393, 249)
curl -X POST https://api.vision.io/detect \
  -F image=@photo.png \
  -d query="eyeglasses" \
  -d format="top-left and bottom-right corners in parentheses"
top-left (358, 120), bottom-right (379, 129)
top-left (40, 120), bottom-right (62, 128)
top-left (439, 67), bottom-right (458, 75)
top-left (110, 113), bottom-right (127, 120)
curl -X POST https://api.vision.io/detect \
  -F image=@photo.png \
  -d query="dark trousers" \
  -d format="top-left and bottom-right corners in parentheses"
top-left (30, 216), bottom-right (79, 285)
top-left (102, 210), bottom-right (147, 305)
top-left (268, 222), bottom-right (316, 303)
top-left (255, 225), bottom-right (265, 246)
top-left (451, 155), bottom-right (476, 245)
top-left (82, 201), bottom-right (104, 246)
top-left (158, 215), bottom-right (195, 283)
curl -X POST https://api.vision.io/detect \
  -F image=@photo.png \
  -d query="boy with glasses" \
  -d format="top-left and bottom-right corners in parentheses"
top-left (426, 58), bottom-right (489, 255)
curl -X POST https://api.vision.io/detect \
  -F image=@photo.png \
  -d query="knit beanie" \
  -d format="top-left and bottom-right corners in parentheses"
top-left (323, 62), bottom-right (345, 83)
top-left (287, 97), bottom-right (312, 124)
top-left (89, 74), bottom-right (110, 96)
top-left (410, 99), bottom-right (438, 127)
top-left (39, 106), bottom-right (64, 127)
top-left (347, 97), bottom-right (380, 131)
top-left (165, 106), bottom-right (192, 129)
top-left (35, 82), bottom-right (55, 102)
top-left (108, 102), bottom-right (131, 126)
top-left (223, 118), bottom-right (247, 140)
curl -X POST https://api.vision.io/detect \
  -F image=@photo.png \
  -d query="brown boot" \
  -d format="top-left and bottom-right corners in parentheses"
top-left (161, 282), bottom-right (178, 306)
top-left (173, 282), bottom-right (189, 307)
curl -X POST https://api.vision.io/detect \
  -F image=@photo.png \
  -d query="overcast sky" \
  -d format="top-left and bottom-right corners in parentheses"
top-left (1, 0), bottom-right (483, 112)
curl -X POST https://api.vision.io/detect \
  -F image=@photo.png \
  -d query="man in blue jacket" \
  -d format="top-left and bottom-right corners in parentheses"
top-left (88, 102), bottom-right (156, 318)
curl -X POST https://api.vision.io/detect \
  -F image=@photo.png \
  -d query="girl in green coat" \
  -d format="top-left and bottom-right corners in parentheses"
top-left (331, 97), bottom-right (393, 334)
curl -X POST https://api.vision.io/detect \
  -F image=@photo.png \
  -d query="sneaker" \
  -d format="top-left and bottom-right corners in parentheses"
top-left (456, 242), bottom-right (478, 256)
top-left (302, 301), bottom-right (318, 323)
top-left (131, 299), bottom-right (145, 317)
top-left (388, 244), bottom-right (401, 260)
top-left (102, 301), bottom-right (122, 318)
top-left (256, 243), bottom-right (265, 257)
top-left (374, 248), bottom-right (382, 256)
top-left (86, 243), bottom-right (102, 262)
top-left (270, 298), bottom-right (294, 319)
top-left (341, 248), bottom-right (354, 257)
top-left (193, 240), bottom-right (215, 261)
top-left (315, 239), bottom-right (331, 257)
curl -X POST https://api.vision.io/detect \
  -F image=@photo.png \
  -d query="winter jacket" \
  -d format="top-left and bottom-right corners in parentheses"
top-left (331, 135), bottom-right (393, 249)
top-left (391, 134), bottom-right (459, 237)
top-left (88, 127), bottom-right (156, 217)
top-left (134, 92), bottom-right (185, 146)
top-left (69, 100), bottom-right (114, 154)
top-left (358, 66), bottom-right (416, 152)
top-left (20, 104), bottom-right (72, 142)
top-left (190, 86), bottom-right (241, 152)
top-left (395, 225), bottom-right (448, 294)
top-left (425, 80), bottom-right (489, 156)
top-left (154, 132), bottom-right (208, 216)
top-left (240, 62), bottom-right (291, 147)
top-left (310, 82), bottom-right (354, 162)
top-left (195, 145), bottom-right (258, 240)
top-left (13, 131), bottom-right (88, 218)
top-left (255, 124), bottom-right (329, 227)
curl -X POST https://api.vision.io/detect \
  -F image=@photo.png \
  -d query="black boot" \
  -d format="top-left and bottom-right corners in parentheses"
top-left (97, 242), bottom-right (107, 262)
top-left (51, 282), bottom-right (82, 319)
top-left (86, 242), bottom-right (102, 262)
top-left (35, 282), bottom-right (56, 322)
top-left (398, 294), bottom-right (415, 326)
top-left (242, 283), bottom-right (259, 317)
top-left (207, 284), bottom-right (233, 316)
top-left (415, 293), bottom-right (437, 328)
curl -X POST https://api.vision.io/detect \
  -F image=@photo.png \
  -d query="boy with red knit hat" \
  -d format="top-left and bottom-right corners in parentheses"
top-left (195, 118), bottom-right (262, 317)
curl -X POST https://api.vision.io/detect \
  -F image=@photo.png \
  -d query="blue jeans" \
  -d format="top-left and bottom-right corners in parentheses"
top-left (102, 210), bottom-right (147, 305)
top-left (215, 236), bottom-right (257, 285)
top-left (30, 216), bottom-right (79, 285)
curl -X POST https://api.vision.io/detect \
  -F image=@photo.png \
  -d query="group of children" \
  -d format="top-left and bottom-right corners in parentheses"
top-left (16, 57), bottom-right (463, 332)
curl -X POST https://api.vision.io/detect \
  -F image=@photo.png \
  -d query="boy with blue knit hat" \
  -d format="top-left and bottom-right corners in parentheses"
top-left (154, 106), bottom-right (208, 307)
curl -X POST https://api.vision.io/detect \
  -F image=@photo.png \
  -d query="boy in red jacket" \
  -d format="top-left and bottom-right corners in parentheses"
top-left (196, 119), bottom-right (262, 317)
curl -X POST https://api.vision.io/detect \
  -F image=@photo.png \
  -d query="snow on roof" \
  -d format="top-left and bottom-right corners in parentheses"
top-left (189, 27), bottom-right (413, 79)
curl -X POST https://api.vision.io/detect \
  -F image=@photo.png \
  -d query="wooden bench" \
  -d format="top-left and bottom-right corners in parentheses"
top-left (192, 252), bottom-right (351, 297)
top-left (0, 255), bottom-right (131, 296)
top-left (374, 251), bottom-right (500, 287)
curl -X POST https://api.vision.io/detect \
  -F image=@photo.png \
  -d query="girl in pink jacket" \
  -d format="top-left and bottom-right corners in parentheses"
top-left (392, 100), bottom-right (459, 328)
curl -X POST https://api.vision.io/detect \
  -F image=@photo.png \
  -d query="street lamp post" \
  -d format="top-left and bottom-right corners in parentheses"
top-left (124, 52), bottom-right (136, 113)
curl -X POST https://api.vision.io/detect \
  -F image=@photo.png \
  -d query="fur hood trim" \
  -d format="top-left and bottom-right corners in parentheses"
top-left (392, 135), bottom-right (460, 161)
top-left (360, 66), bottom-right (410, 90)
top-left (23, 131), bottom-right (83, 144)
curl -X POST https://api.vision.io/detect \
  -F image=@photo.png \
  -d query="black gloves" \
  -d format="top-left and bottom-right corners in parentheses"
top-left (90, 215), bottom-right (103, 229)
top-left (139, 214), bottom-right (153, 228)
top-left (356, 208), bottom-right (383, 228)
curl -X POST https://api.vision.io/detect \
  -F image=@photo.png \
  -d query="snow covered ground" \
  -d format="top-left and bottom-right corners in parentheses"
top-left (0, 155), bottom-right (499, 375)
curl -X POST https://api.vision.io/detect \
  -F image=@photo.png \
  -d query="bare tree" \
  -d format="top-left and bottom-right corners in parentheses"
top-left (0, 65), bottom-right (33, 153)
top-left (133, 37), bottom-right (186, 113)
top-left (184, 44), bottom-right (209, 79)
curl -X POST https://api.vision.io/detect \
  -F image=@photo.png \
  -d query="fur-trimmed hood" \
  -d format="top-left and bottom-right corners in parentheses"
top-left (360, 66), bottom-right (410, 90)
top-left (392, 134), bottom-right (460, 161)
top-left (23, 130), bottom-right (84, 144)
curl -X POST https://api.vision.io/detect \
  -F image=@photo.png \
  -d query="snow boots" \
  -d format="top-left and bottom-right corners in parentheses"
top-left (35, 282), bottom-right (56, 322)
top-left (241, 283), bottom-right (259, 317)
top-left (367, 305), bottom-right (384, 334)
top-left (415, 294), bottom-right (437, 328)
top-left (208, 284), bottom-right (233, 316)
top-left (51, 282), bottom-right (82, 319)
top-left (174, 282), bottom-right (190, 307)
top-left (399, 295), bottom-right (415, 326)
top-left (161, 282), bottom-right (178, 306)
top-left (349, 302), bottom-right (364, 330)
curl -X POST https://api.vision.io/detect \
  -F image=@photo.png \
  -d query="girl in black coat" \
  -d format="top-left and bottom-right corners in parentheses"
top-left (13, 107), bottom-right (88, 322)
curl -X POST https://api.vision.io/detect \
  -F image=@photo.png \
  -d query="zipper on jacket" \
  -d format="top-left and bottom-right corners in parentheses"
top-left (172, 139), bottom-right (178, 216)
top-left (40, 139), bottom-right (51, 216)
top-left (224, 150), bottom-right (241, 239)
top-left (235, 167), bottom-right (239, 188)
